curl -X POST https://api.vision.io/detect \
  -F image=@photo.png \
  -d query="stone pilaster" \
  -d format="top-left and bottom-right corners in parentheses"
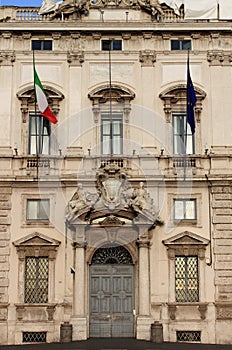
top-left (0, 187), bottom-right (11, 344)
top-left (71, 225), bottom-right (87, 340)
top-left (212, 183), bottom-right (232, 303)
top-left (136, 236), bottom-right (153, 340)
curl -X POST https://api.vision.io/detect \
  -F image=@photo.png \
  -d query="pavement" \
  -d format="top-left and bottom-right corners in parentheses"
top-left (0, 339), bottom-right (231, 350)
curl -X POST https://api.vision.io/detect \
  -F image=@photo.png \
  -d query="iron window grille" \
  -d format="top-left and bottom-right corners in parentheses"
top-left (26, 199), bottom-right (50, 221)
top-left (24, 257), bottom-right (49, 303)
top-left (91, 244), bottom-right (133, 264)
top-left (175, 256), bottom-right (199, 302)
top-left (177, 331), bottom-right (201, 342)
top-left (23, 332), bottom-right (47, 343)
top-left (171, 40), bottom-right (191, 51)
top-left (174, 199), bottom-right (197, 220)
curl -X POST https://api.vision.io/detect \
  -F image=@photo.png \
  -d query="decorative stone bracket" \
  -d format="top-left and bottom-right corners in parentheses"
top-left (15, 304), bottom-right (57, 321)
top-left (168, 303), bottom-right (208, 321)
top-left (0, 50), bottom-right (15, 66)
top-left (207, 50), bottom-right (232, 66)
top-left (139, 50), bottom-right (156, 67)
top-left (67, 51), bottom-right (84, 66)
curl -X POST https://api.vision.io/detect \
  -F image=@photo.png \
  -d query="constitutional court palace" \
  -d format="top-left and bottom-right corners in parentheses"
top-left (0, 0), bottom-right (232, 345)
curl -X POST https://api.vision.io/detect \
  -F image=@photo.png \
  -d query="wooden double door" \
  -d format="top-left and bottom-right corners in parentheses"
top-left (89, 264), bottom-right (134, 338)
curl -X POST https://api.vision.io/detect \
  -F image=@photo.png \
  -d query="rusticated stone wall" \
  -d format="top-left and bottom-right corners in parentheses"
top-left (212, 182), bottom-right (232, 304)
top-left (0, 187), bottom-right (11, 344)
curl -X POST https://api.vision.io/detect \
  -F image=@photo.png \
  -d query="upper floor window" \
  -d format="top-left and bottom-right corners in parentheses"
top-left (101, 39), bottom-right (122, 51)
top-left (175, 256), bottom-right (199, 302)
top-left (29, 113), bottom-right (50, 155)
top-left (174, 199), bottom-right (196, 221)
top-left (24, 256), bottom-right (49, 303)
top-left (171, 40), bottom-right (191, 51)
top-left (101, 113), bottom-right (123, 155)
top-left (32, 40), bottom-right (52, 51)
top-left (26, 199), bottom-right (50, 222)
top-left (173, 113), bottom-right (194, 154)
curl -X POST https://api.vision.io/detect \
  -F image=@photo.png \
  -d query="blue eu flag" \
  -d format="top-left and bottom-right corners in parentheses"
top-left (187, 55), bottom-right (197, 134)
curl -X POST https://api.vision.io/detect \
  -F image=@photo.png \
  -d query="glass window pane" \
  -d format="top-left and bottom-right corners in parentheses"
top-left (32, 40), bottom-right (41, 50)
top-left (171, 40), bottom-right (180, 50)
top-left (113, 136), bottom-right (121, 154)
top-left (27, 200), bottom-right (37, 220)
top-left (182, 40), bottom-right (191, 50)
top-left (174, 200), bottom-right (184, 220)
top-left (102, 40), bottom-right (111, 50)
top-left (113, 40), bottom-right (122, 50)
top-left (43, 40), bottom-right (52, 50)
top-left (39, 200), bottom-right (49, 220)
top-left (102, 121), bottom-right (110, 135)
top-left (102, 137), bottom-right (110, 155)
top-left (113, 120), bottom-right (121, 134)
top-left (185, 200), bottom-right (196, 219)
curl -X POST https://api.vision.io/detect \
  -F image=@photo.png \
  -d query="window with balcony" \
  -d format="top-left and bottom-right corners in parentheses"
top-left (175, 256), bottom-right (199, 302)
top-left (32, 40), bottom-right (52, 51)
top-left (159, 85), bottom-right (206, 156)
top-left (173, 113), bottom-right (194, 154)
top-left (101, 113), bottom-right (123, 155)
top-left (28, 113), bottom-right (51, 155)
top-left (174, 199), bottom-right (196, 221)
top-left (26, 199), bottom-right (50, 222)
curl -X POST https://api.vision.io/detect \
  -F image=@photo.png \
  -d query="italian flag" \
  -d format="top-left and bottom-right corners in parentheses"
top-left (34, 67), bottom-right (58, 124)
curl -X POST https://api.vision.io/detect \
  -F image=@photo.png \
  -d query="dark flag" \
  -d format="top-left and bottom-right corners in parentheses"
top-left (187, 53), bottom-right (197, 134)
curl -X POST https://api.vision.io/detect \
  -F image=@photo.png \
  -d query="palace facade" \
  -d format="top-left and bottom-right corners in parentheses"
top-left (0, 0), bottom-right (232, 345)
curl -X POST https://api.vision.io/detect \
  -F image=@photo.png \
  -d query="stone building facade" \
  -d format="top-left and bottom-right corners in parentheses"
top-left (0, 0), bottom-right (232, 345)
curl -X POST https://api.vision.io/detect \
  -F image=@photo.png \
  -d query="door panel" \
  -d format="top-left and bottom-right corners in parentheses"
top-left (90, 265), bottom-right (134, 338)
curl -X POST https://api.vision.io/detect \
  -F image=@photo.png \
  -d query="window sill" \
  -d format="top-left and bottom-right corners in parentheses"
top-left (168, 302), bottom-right (208, 320)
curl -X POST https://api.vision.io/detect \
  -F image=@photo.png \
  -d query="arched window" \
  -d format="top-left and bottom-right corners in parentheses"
top-left (17, 86), bottom-right (64, 155)
top-left (159, 85), bottom-right (206, 155)
top-left (88, 84), bottom-right (135, 156)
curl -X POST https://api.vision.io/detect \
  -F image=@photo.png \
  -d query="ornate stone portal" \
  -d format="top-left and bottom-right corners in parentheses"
top-left (65, 164), bottom-right (160, 341)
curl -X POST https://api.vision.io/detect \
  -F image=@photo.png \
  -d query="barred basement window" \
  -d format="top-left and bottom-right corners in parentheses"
top-left (24, 257), bottom-right (49, 303)
top-left (177, 331), bottom-right (201, 342)
top-left (23, 332), bottom-right (47, 343)
top-left (175, 256), bottom-right (199, 302)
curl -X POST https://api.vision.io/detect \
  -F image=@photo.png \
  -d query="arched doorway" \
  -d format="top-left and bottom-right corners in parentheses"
top-left (89, 244), bottom-right (134, 338)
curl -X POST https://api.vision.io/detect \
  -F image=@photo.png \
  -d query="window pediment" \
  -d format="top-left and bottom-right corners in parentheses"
top-left (88, 84), bottom-right (135, 104)
top-left (163, 231), bottom-right (209, 247)
top-left (13, 232), bottom-right (60, 248)
top-left (163, 231), bottom-right (209, 260)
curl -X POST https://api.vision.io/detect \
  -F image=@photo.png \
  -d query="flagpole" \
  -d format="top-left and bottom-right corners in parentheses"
top-left (109, 39), bottom-right (113, 156)
top-left (184, 50), bottom-right (190, 156)
top-left (33, 50), bottom-right (39, 181)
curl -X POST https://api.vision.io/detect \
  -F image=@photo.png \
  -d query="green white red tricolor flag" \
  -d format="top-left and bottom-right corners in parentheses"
top-left (34, 66), bottom-right (58, 124)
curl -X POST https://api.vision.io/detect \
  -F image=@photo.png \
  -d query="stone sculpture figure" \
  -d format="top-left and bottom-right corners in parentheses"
top-left (66, 183), bottom-right (90, 221)
top-left (39, 0), bottom-right (89, 17)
